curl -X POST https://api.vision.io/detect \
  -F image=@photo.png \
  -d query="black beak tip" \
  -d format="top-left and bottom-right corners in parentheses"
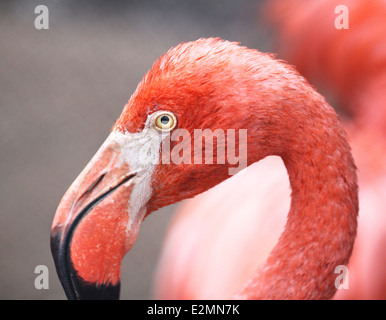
top-left (74, 280), bottom-right (121, 300)
top-left (50, 227), bottom-right (66, 289)
top-left (50, 227), bottom-right (120, 300)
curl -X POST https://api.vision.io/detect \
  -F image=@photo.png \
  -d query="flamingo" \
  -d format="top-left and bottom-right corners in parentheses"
top-left (51, 38), bottom-right (358, 300)
top-left (153, 1), bottom-right (386, 300)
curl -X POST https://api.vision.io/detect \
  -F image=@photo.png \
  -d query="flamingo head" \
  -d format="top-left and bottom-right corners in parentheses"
top-left (51, 38), bottom-right (301, 299)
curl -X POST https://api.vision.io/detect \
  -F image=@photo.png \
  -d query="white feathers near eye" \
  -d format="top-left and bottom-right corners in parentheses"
top-left (153, 111), bottom-right (177, 132)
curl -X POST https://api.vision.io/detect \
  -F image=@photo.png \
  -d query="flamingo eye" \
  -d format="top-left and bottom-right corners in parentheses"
top-left (154, 111), bottom-right (177, 131)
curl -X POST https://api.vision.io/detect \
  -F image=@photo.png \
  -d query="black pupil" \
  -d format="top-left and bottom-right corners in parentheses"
top-left (160, 115), bottom-right (170, 125)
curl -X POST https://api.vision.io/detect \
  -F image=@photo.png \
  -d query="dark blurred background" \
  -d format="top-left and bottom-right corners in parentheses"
top-left (0, 0), bottom-right (272, 299)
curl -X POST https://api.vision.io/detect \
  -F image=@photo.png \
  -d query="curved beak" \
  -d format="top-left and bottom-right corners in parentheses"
top-left (50, 132), bottom-right (152, 300)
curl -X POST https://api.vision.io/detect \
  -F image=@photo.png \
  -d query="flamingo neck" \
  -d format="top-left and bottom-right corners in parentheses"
top-left (237, 108), bottom-right (358, 300)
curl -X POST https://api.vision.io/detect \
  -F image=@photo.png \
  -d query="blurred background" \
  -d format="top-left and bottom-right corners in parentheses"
top-left (0, 0), bottom-right (270, 299)
top-left (1, 0), bottom-right (385, 300)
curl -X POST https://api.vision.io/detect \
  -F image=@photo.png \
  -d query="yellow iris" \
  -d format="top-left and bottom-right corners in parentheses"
top-left (154, 111), bottom-right (177, 131)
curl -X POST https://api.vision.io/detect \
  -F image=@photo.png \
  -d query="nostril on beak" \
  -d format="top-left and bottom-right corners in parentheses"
top-left (86, 174), bottom-right (106, 193)
top-left (79, 174), bottom-right (106, 201)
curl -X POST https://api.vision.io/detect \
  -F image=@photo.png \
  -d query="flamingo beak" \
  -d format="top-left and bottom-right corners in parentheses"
top-left (50, 132), bottom-right (153, 299)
